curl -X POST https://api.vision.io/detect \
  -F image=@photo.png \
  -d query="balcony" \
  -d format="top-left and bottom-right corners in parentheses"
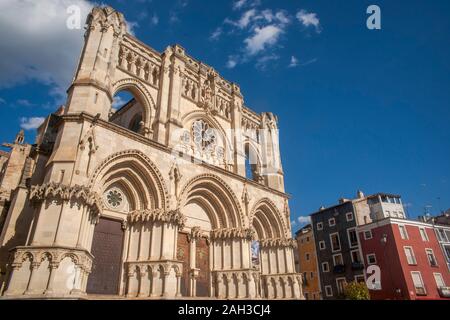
top-left (351, 262), bottom-right (365, 270)
top-left (438, 287), bottom-right (450, 298)
top-left (415, 286), bottom-right (427, 296)
top-left (333, 264), bottom-right (345, 274)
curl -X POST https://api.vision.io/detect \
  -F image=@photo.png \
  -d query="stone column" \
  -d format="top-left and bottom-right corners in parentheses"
top-left (247, 274), bottom-right (256, 299)
top-left (138, 267), bottom-right (148, 297)
top-left (24, 262), bottom-right (41, 295)
top-left (175, 273), bottom-right (182, 297)
top-left (162, 271), bottom-right (170, 298)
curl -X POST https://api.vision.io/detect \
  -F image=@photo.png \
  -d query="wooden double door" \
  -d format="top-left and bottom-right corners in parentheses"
top-left (176, 232), bottom-right (210, 297)
top-left (86, 217), bottom-right (124, 295)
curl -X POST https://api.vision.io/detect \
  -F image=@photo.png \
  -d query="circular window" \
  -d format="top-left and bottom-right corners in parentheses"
top-left (106, 189), bottom-right (123, 208)
top-left (192, 120), bottom-right (217, 151)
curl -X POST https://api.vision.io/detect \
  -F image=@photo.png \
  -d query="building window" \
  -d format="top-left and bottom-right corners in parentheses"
top-left (329, 218), bottom-right (336, 227)
top-left (347, 228), bottom-right (358, 248)
top-left (404, 247), bottom-right (417, 265)
top-left (364, 230), bottom-right (373, 240)
top-left (366, 254), bottom-right (377, 265)
top-left (411, 271), bottom-right (426, 296)
top-left (346, 212), bottom-right (354, 222)
top-left (325, 285), bottom-right (333, 297)
top-left (433, 273), bottom-right (446, 288)
top-left (304, 292), bottom-right (309, 300)
top-left (351, 250), bottom-right (362, 263)
top-left (306, 236), bottom-right (310, 242)
top-left (333, 254), bottom-right (344, 266)
top-left (319, 241), bottom-right (326, 250)
top-left (399, 225), bottom-right (408, 240)
top-left (437, 229), bottom-right (448, 242)
top-left (330, 233), bottom-right (341, 252)
top-left (425, 249), bottom-right (438, 267)
top-left (336, 278), bottom-right (347, 295)
top-left (310, 272), bottom-right (314, 279)
top-left (305, 253), bottom-right (310, 261)
top-left (317, 222), bottom-right (323, 231)
top-left (322, 262), bottom-right (330, 272)
top-left (419, 228), bottom-right (429, 242)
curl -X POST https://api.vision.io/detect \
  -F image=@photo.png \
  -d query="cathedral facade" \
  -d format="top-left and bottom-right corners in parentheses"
top-left (0, 6), bottom-right (303, 299)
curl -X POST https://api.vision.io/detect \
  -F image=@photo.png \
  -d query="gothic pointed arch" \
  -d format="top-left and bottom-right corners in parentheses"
top-left (178, 174), bottom-right (245, 229)
top-left (111, 78), bottom-right (156, 136)
top-left (88, 149), bottom-right (169, 210)
top-left (250, 198), bottom-right (288, 239)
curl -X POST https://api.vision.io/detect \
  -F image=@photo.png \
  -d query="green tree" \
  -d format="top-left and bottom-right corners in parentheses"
top-left (343, 281), bottom-right (370, 300)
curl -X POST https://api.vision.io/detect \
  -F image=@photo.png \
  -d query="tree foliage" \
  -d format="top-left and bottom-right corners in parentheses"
top-left (343, 281), bottom-right (370, 300)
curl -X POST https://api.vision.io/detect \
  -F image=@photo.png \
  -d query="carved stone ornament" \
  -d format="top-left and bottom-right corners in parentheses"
top-left (128, 208), bottom-right (186, 228)
top-left (259, 237), bottom-right (297, 249)
top-left (29, 182), bottom-right (102, 215)
top-left (210, 228), bottom-right (256, 241)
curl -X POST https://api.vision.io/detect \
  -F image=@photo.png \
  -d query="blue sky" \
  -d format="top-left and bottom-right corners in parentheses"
top-left (0, 0), bottom-right (449, 231)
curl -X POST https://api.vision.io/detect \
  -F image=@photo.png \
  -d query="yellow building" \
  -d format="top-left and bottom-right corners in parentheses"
top-left (296, 224), bottom-right (321, 300)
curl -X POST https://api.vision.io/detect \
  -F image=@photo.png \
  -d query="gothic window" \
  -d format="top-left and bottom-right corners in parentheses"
top-left (245, 143), bottom-right (259, 182)
top-left (192, 120), bottom-right (216, 152)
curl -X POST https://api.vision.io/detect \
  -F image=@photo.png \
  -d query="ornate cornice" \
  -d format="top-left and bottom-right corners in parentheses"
top-left (210, 228), bottom-right (256, 241)
top-left (259, 237), bottom-right (297, 249)
top-left (29, 182), bottom-right (102, 215)
top-left (128, 208), bottom-right (186, 228)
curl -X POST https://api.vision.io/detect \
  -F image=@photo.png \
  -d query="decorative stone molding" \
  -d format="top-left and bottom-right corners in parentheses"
top-left (178, 173), bottom-right (245, 228)
top-left (210, 228), bottom-right (255, 241)
top-left (250, 197), bottom-right (289, 238)
top-left (88, 149), bottom-right (170, 210)
top-left (128, 208), bottom-right (186, 228)
top-left (187, 226), bottom-right (203, 242)
top-left (259, 237), bottom-right (297, 249)
top-left (29, 182), bottom-right (102, 215)
top-left (87, 6), bottom-right (127, 36)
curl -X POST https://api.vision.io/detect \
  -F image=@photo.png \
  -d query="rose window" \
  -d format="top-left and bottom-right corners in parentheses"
top-left (192, 120), bottom-right (217, 152)
top-left (106, 189), bottom-right (123, 208)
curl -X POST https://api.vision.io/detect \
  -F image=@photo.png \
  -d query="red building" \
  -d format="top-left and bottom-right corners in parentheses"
top-left (358, 218), bottom-right (450, 300)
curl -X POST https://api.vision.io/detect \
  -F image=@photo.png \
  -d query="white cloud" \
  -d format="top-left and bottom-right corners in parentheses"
top-left (296, 10), bottom-right (321, 32)
top-left (210, 27), bottom-right (222, 41)
top-left (297, 216), bottom-right (311, 225)
top-left (289, 55), bottom-right (299, 68)
top-left (0, 0), bottom-right (94, 96)
top-left (226, 9), bottom-right (257, 29)
top-left (226, 56), bottom-right (239, 69)
top-left (244, 25), bottom-right (283, 55)
top-left (0, 1), bottom-right (138, 103)
top-left (20, 117), bottom-right (45, 130)
top-left (112, 95), bottom-right (126, 110)
top-left (233, 0), bottom-right (247, 10)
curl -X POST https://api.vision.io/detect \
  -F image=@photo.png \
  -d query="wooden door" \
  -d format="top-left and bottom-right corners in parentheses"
top-left (196, 237), bottom-right (210, 297)
top-left (176, 232), bottom-right (190, 297)
top-left (86, 217), bottom-right (124, 295)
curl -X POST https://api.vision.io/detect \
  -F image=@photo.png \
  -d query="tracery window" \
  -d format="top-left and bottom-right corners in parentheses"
top-left (192, 120), bottom-right (217, 152)
top-left (105, 189), bottom-right (123, 209)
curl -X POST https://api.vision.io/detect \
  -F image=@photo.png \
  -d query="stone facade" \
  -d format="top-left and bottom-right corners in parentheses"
top-left (0, 6), bottom-right (303, 299)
